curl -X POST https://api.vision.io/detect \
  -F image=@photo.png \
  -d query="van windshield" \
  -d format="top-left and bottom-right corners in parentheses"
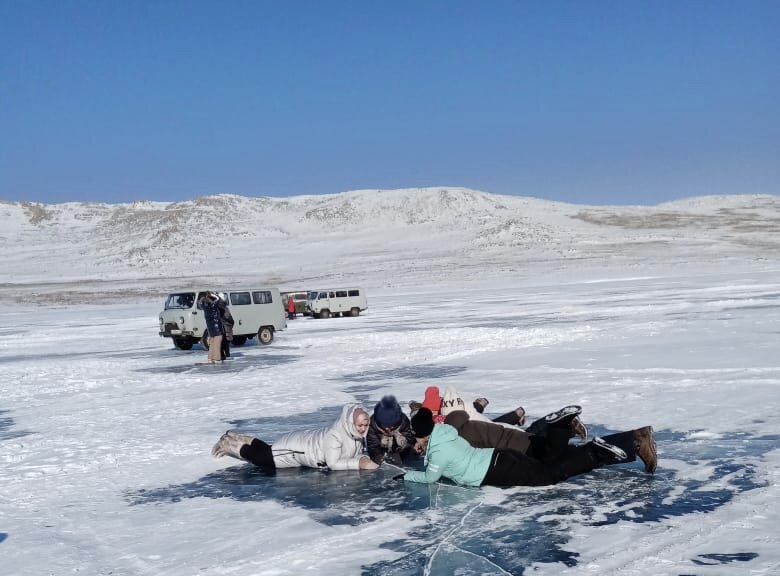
top-left (165, 293), bottom-right (196, 310)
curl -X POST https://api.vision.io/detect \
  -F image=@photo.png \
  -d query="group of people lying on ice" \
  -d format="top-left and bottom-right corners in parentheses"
top-left (211, 386), bottom-right (657, 488)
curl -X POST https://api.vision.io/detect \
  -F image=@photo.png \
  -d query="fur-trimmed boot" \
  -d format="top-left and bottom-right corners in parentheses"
top-left (600, 426), bottom-right (657, 473)
top-left (633, 426), bottom-right (657, 473)
top-left (211, 430), bottom-right (255, 460)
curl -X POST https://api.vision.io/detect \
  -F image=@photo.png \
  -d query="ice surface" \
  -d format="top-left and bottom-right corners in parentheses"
top-left (1, 191), bottom-right (779, 575)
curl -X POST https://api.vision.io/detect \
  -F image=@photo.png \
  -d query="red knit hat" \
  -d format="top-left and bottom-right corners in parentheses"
top-left (421, 386), bottom-right (442, 413)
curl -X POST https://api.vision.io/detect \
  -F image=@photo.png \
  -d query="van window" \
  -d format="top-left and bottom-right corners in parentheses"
top-left (231, 292), bottom-right (252, 306)
top-left (196, 291), bottom-right (209, 309)
top-left (253, 291), bottom-right (273, 304)
top-left (348, 289), bottom-right (360, 297)
top-left (329, 292), bottom-right (335, 298)
top-left (335, 290), bottom-right (347, 298)
top-left (318, 292), bottom-right (328, 299)
top-left (165, 293), bottom-right (196, 310)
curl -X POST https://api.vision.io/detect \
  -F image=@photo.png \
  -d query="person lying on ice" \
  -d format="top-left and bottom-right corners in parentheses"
top-left (366, 395), bottom-right (417, 465)
top-left (398, 407), bottom-right (656, 487)
top-left (409, 385), bottom-right (588, 441)
top-left (211, 404), bottom-right (380, 471)
top-left (441, 405), bottom-right (594, 463)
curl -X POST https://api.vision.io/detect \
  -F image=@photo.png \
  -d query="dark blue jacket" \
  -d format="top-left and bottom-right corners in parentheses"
top-left (201, 296), bottom-right (224, 336)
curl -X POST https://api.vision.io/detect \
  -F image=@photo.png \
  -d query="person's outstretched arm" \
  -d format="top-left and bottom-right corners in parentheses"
top-left (403, 453), bottom-right (446, 483)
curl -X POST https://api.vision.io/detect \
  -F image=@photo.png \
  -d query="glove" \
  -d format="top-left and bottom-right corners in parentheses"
top-left (392, 473), bottom-right (405, 481)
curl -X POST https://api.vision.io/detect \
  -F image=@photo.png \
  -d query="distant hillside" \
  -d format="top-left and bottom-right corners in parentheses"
top-left (1, 188), bottom-right (778, 303)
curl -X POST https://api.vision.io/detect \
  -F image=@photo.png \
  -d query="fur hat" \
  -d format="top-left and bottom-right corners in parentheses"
top-left (373, 395), bottom-right (402, 428)
top-left (411, 407), bottom-right (435, 438)
top-left (421, 386), bottom-right (442, 413)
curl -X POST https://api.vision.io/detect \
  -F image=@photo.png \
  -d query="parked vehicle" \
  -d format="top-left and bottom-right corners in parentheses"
top-left (281, 291), bottom-right (311, 315)
top-left (159, 287), bottom-right (286, 350)
top-left (306, 288), bottom-right (367, 319)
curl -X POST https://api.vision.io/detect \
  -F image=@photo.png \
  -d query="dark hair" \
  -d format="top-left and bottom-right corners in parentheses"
top-left (411, 407), bottom-right (435, 438)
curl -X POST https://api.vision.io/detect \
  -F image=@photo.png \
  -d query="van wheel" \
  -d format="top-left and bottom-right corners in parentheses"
top-left (232, 336), bottom-right (247, 346)
top-left (201, 333), bottom-right (210, 350)
top-left (351, 307), bottom-right (360, 317)
top-left (319, 309), bottom-right (330, 319)
top-left (258, 327), bottom-right (274, 345)
top-left (174, 337), bottom-right (193, 350)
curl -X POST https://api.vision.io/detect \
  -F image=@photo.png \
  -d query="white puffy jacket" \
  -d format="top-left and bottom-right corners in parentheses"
top-left (271, 404), bottom-right (367, 470)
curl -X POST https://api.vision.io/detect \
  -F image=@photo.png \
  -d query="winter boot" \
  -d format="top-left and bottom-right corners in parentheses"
top-left (211, 430), bottom-right (255, 460)
top-left (590, 437), bottom-right (628, 463)
top-left (544, 405), bottom-right (582, 424)
top-left (571, 416), bottom-right (588, 441)
top-left (492, 406), bottom-right (527, 426)
top-left (514, 406), bottom-right (526, 427)
top-left (527, 405), bottom-right (585, 439)
top-left (599, 427), bottom-right (657, 473)
top-left (473, 398), bottom-right (489, 414)
top-left (633, 426), bottom-right (657, 473)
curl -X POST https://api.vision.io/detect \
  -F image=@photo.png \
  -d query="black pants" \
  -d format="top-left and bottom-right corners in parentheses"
top-left (481, 445), bottom-right (599, 487)
top-left (240, 439), bottom-right (276, 470)
top-left (525, 426), bottom-right (572, 461)
top-left (481, 430), bottom-right (638, 487)
top-left (220, 337), bottom-right (230, 360)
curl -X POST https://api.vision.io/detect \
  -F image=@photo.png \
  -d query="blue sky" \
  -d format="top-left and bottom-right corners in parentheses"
top-left (1, 1), bottom-right (778, 205)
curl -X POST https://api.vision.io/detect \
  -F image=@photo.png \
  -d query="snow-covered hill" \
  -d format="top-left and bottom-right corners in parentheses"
top-left (1, 188), bottom-right (778, 303)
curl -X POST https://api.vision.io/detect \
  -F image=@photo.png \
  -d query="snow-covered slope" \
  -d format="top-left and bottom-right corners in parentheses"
top-left (1, 189), bottom-right (778, 302)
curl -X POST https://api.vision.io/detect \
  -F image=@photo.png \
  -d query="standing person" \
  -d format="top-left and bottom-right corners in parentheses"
top-left (366, 395), bottom-right (417, 465)
top-left (398, 407), bottom-right (656, 487)
top-left (199, 292), bottom-right (224, 364)
top-left (211, 404), bottom-right (380, 471)
top-left (216, 295), bottom-right (234, 360)
top-left (287, 294), bottom-right (296, 320)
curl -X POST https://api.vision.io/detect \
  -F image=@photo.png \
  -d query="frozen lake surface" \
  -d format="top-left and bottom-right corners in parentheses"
top-left (2, 262), bottom-right (779, 575)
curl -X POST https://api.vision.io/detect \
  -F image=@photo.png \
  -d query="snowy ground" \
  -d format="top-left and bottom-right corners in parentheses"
top-left (1, 261), bottom-right (779, 575)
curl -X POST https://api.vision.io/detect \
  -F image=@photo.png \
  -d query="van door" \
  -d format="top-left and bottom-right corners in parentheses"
top-left (317, 291), bottom-right (331, 318)
top-left (334, 290), bottom-right (348, 314)
top-left (227, 291), bottom-right (253, 338)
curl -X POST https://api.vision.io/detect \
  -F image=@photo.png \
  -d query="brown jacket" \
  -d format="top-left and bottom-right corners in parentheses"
top-left (444, 410), bottom-right (531, 454)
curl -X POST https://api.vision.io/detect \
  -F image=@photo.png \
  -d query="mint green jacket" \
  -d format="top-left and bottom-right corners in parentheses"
top-left (404, 423), bottom-right (494, 487)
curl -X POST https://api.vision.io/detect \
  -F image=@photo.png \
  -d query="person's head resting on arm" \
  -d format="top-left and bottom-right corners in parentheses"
top-left (411, 407), bottom-right (436, 454)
